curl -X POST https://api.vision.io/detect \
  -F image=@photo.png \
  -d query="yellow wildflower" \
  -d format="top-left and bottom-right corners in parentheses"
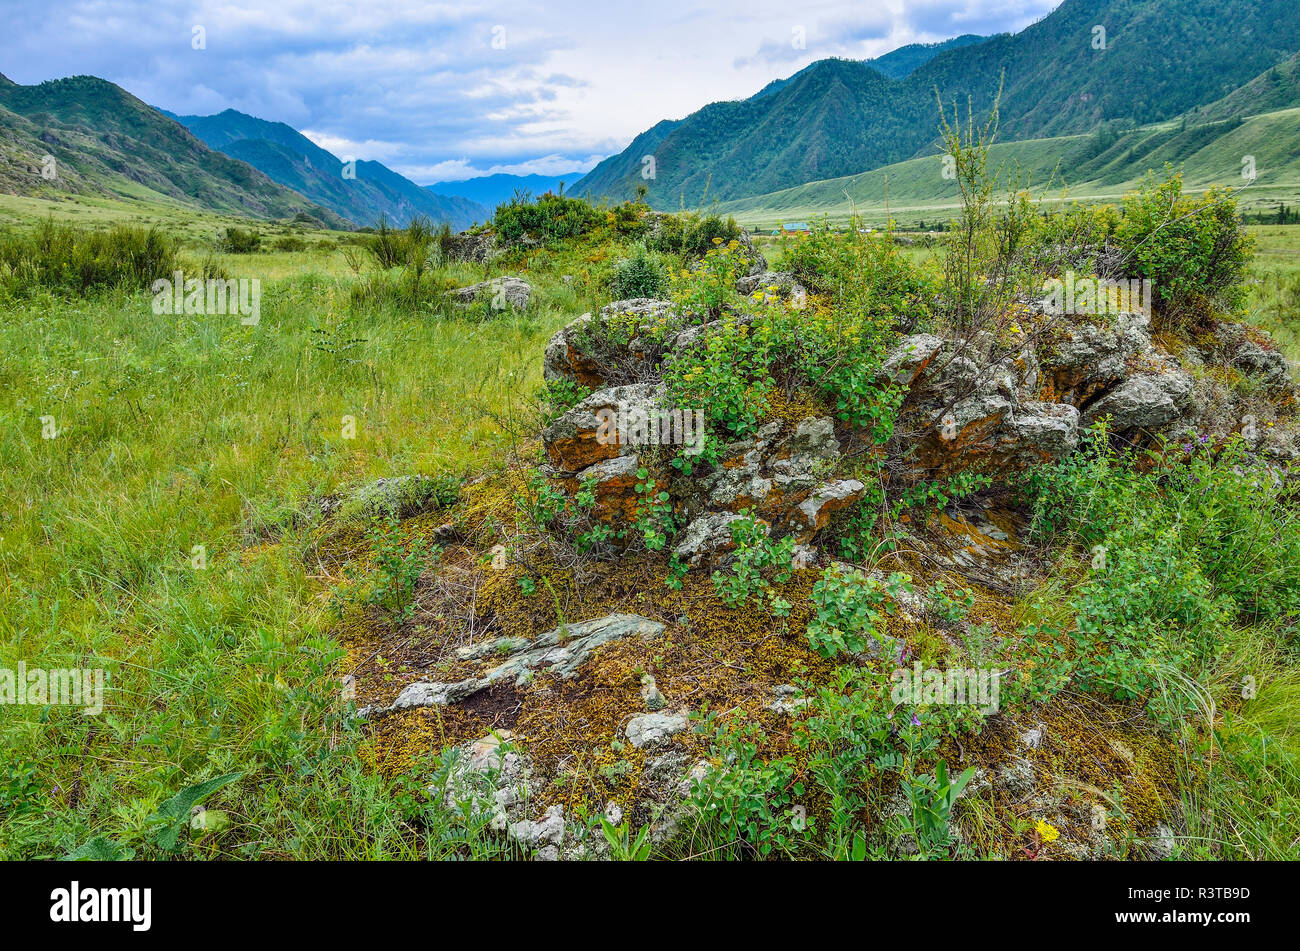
top-left (1036, 819), bottom-right (1060, 843)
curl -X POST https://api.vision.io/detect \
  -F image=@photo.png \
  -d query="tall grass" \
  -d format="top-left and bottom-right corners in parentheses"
top-left (0, 238), bottom-right (599, 858)
top-left (0, 219), bottom-right (178, 296)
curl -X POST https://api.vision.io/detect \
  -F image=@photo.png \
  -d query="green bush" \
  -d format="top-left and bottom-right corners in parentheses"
top-left (492, 192), bottom-right (602, 246)
top-left (608, 242), bottom-right (668, 299)
top-left (0, 219), bottom-right (178, 296)
top-left (1024, 424), bottom-right (1300, 714)
top-left (1112, 169), bottom-right (1253, 321)
top-left (646, 212), bottom-right (741, 257)
top-left (219, 226), bottom-right (263, 253)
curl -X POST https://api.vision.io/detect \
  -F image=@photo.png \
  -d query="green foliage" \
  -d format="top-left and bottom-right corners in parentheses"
top-left (219, 226), bottom-right (263, 253)
top-left (632, 466), bottom-right (676, 552)
top-left (146, 771), bottom-right (243, 852)
top-left (711, 513), bottom-right (794, 615)
top-left (807, 565), bottom-right (910, 659)
top-left (894, 759), bottom-right (977, 859)
top-left (0, 219), bottom-right (178, 296)
top-left (492, 192), bottom-right (603, 246)
top-left (691, 715), bottom-right (807, 858)
top-left (608, 241), bottom-right (669, 299)
top-left (1023, 424), bottom-right (1300, 714)
top-left (1112, 169), bottom-right (1253, 320)
top-left (361, 518), bottom-right (438, 622)
top-left (646, 212), bottom-right (742, 258)
top-left (927, 581), bottom-right (973, 624)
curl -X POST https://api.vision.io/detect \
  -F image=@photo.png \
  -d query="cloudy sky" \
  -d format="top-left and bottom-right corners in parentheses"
top-left (0, 0), bottom-right (1058, 184)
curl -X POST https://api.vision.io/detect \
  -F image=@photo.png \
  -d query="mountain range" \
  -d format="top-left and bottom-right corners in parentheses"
top-left (0, 73), bottom-right (348, 226)
top-left (166, 109), bottom-right (488, 230)
top-left (425, 173), bottom-right (573, 211)
top-left (568, 0), bottom-right (1300, 207)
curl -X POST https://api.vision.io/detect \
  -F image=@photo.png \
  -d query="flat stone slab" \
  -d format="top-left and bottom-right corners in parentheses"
top-left (378, 613), bottom-right (665, 714)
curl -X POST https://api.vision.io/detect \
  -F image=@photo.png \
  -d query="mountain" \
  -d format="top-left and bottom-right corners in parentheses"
top-left (1193, 51), bottom-right (1300, 122)
top-left (864, 34), bottom-right (990, 79)
top-left (0, 75), bottom-right (347, 225)
top-left (426, 173), bottom-right (573, 212)
top-left (716, 104), bottom-right (1300, 227)
top-left (168, 109), bottom-right (488, 230)
top-left (568, 0), bottom-right (1300, 207)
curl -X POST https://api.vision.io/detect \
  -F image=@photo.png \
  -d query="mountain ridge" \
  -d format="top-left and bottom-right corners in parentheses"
top-left (568, 0), bottom-right (1300, 207)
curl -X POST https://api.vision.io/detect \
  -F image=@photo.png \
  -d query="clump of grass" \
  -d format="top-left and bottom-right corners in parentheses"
top-left (0, 218), bottom-right (178, 296)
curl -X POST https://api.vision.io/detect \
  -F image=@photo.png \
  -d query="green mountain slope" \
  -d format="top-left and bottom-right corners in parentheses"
top-left (717, 105), bottom-right (1300, 227)
top-left (570, 0), bottom-right (1300, 207)
top-left (866, 34), bottom-right (990, 79)
top-left (0, 76), bottom-right (347, 226)
top-left (168, 109), bottom-right (488, 230)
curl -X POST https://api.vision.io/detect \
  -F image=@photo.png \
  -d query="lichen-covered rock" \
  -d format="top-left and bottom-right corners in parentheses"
top-left (542, 383), bottom-right (662, 472)
top-left (382, 614), bottom-right (665, 712)
top-left (509, 804), bottom-right (566, 861)
top-left (543, 300), bottom-right (674, 387)
top-left (442, 231), bottom-right (500, 264)
top-left (557, 454), bottom-right (641, 523)
top-left (790, 479), bottom-right (866, 538)
top-left (436, 731), bottom-right (532, 828)
top-left (1037, 310), bottom-right (1155, 404)
top-left (625, 711), bottom-right (689, 749)
top-left (882, 333), bottom-right (946, 387)
top-left (736, 270), bottom-right (803, 300)
top-left (326, 474), bottom-right (448, 522)
top-left (673, 512), bottom-right (753, 566)
top-left (1083, 368), bottom-right (1196, 432)
top-left (447, 275), bottom-right (531, 310)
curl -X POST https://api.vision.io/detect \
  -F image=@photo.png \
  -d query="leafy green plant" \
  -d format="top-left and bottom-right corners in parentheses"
top-left (598, 816), bottom-right (654, 860)
top-left (1113, 168), bottom-right (1253, 322)
top-left (711, 513), bottom-right (793, 614)
top-left (146, 771), bottom-right (243, 852)
top-left (363, 518), bottom-right (438, 621)
top-left (691, 715), bottom-right (807, 858)
top-left (608, 241), bottom-right (669, 299)
top-left (894, 759), bottom-right (976, 859)
top-left (807, 565), bottom-right (910, 659)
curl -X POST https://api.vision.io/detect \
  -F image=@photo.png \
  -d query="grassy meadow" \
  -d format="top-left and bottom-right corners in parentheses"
top-left (1, 189), bottom-right (1298, 860)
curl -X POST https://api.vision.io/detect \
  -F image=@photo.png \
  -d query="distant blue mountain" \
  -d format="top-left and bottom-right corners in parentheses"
top-left (166, 108), bottom-right (488, 229)
top-left (426, 173), bottom-right (574, 212)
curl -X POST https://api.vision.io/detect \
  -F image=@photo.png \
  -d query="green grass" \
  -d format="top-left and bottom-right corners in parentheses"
top-left (0, 218), bottom-right (606, 857)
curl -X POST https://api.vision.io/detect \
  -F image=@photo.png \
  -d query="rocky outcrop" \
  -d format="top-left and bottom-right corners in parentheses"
top-left (448, 276), bottom-right (531, 310)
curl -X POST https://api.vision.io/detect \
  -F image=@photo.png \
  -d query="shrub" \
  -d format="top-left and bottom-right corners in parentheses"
top-left (608, 242), bottom-right (668, 299)
top-left (806, 564), bottom-right (910, 658)
top-left (0, 219), bottom-right (178, 296)
top-left (646, 212), bottom-right (742, 258)
top-left (492, 192), bottom-right (602, 246)
top-left (219, 226), bottom-right (263, 253)
top-left (1023, 424), bottom-right (1300, 715)
top-left (1112, 169), bottom-right (1253, 322)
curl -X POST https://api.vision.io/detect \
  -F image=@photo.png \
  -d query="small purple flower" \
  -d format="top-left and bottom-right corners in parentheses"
top-left (911, 713), bottom-right (922, 727)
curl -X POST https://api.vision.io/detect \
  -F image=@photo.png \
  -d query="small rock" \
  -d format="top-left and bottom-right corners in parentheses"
top-left (447, 275), bottom-right (531, 310)
top-left (626, 711), bottom-right (689, 749)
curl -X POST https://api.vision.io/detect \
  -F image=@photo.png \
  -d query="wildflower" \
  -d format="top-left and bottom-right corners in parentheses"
top-left (1036, 819), bottom-right (1060, 843)
top-left (711, 237), bottom-right (722, 245)
top-left (910, 713), bottom-right (921, 727)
